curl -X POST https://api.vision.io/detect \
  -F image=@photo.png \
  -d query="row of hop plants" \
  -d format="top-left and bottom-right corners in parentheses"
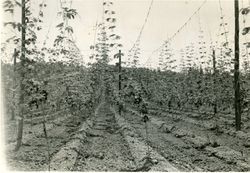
top-left (92, 1), bottom-right (250, 122)
top-left (147, 4), bottom-right (250, 116)
top-left (119, 65), bottom-right (250, 117)
top-left (3, 0), bottom-right (105, 115)
top-left (2, 0), bottom-right (106, 152)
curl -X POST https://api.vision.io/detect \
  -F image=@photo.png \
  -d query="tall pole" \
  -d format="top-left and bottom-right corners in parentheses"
top-left (118, 50), bottom-right (122, 115)
top-left (234, 0), bottom-right (241, 131)
top-left (15, 0), bottom-right (26, 151)
top-left (212, 49), bottom-right (217, 115)
top-left (11, 49), bottom-right (17, 120)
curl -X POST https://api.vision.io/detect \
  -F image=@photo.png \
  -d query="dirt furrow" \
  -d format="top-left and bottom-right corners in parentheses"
top-left (73, 102), bottom-right (135, 171)
top-left (111, 106), bottom-right (179, 172)
top-left (5, 110), bottom-right (84, 171)
top-left (122, 107), bottom-right (249, 171)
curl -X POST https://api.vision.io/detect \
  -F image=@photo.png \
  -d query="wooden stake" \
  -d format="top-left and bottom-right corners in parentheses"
top-left (212, 49), bottom-right (217, 115)
top-left (15, 0), bottom-right (26, 151)
top-left (234, 0), bottom-right (241, 131)
top-left (115, 50), bottom-right (122, 116)
top-left (11, 49), bottom-right (17, 120)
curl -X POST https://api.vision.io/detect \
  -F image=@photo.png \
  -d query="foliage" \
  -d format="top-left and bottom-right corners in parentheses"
top-left (90, 0), bottom-right (122, 62)
top-left (117, 67), bottom-right (249, 115)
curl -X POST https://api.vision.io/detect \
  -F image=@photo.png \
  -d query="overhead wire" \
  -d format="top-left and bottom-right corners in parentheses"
top-left (144, 0), bottom-right (207, 66)
top-left (128, 0), bottom-right (154, 66)
top-left (129, 0), bottom-right (154, 53)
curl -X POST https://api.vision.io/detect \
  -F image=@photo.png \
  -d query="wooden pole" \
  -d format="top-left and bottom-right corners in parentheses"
top-left (212, 49), bottom-right (217, 115)
top-left (11, 49), bottom-right (17, 120)
top-left (118, 50), bottom-right (122, 116)
top-left (234, 0), bottom-right (241, 131)
top-left (15, 0), bottom-right (26, 151)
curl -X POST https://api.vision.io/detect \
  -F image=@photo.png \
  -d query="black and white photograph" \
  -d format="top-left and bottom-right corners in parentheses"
top-left (0, 0), bottom-right (250, 171)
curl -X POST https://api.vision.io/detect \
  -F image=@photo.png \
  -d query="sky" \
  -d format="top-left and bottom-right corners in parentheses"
top-left (1, 0), bottom-right (250, 69)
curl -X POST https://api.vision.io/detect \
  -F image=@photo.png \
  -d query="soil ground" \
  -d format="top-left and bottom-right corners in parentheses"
top-left (123, 105), bottom-right (250, 172)
top-left (73, 102), bottom-right (135, 171)
top-left (4, 96), bottom-right (250, 171)
top-left (5, 110), bottom-right (83, 171)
